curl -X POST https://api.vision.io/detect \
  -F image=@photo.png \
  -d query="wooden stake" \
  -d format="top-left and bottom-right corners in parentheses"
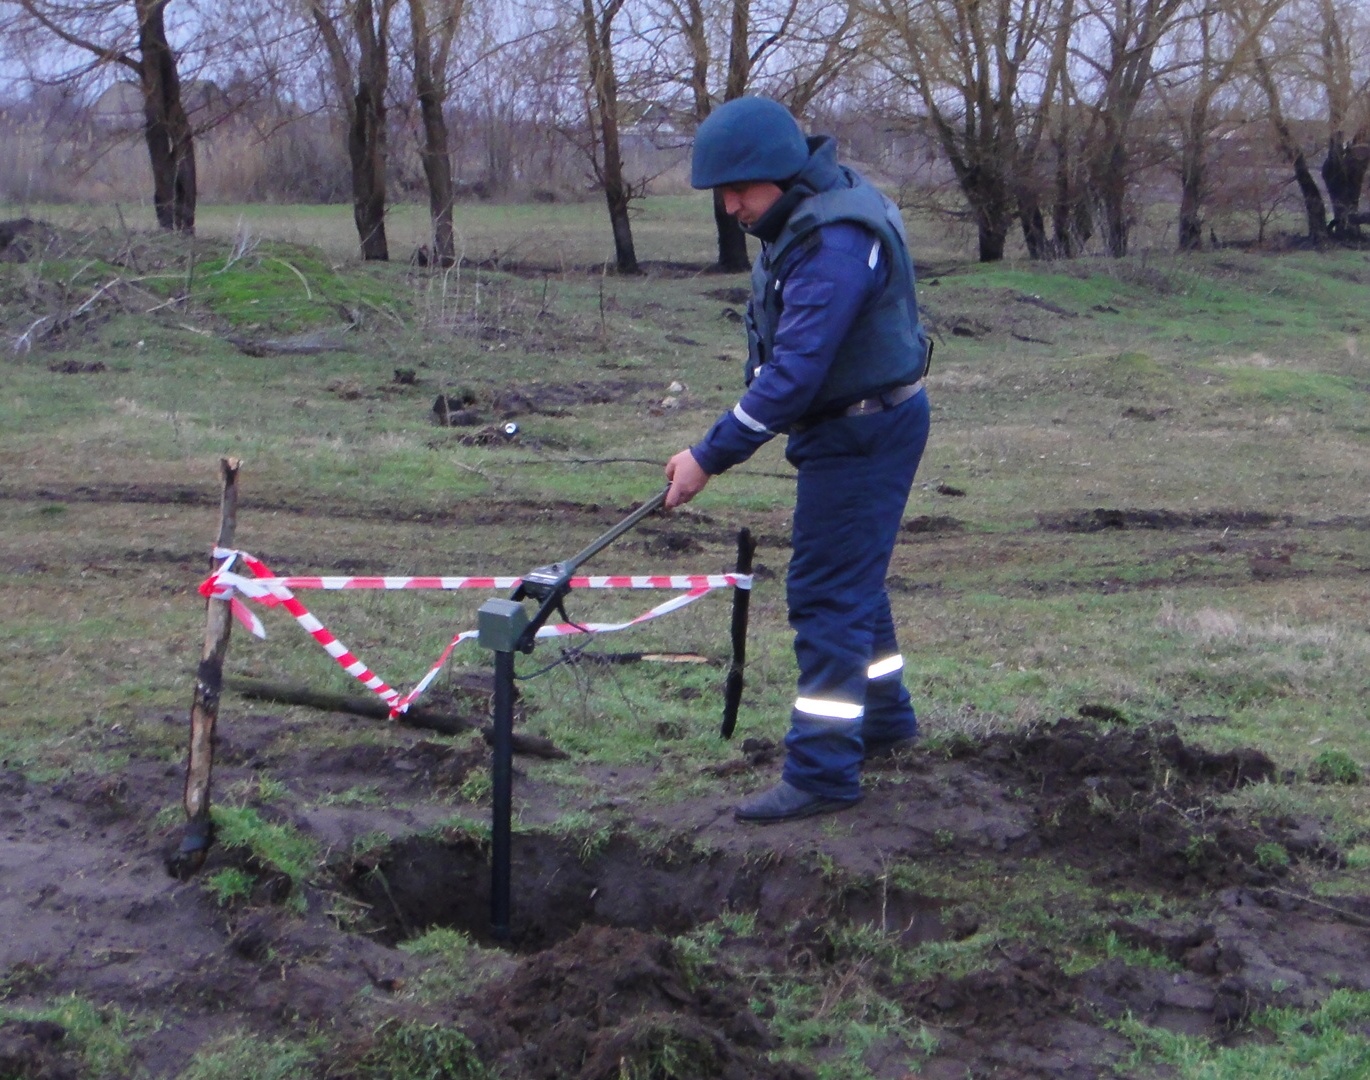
top-left (168, 456), bottom-right (240, 878)
top-left (720, 528), bottom-right (756, 740)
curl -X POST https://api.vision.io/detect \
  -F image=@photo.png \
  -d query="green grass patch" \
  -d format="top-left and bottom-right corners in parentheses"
top-left (179, 1029), bottom-right (325, 1080)
top-left (351, 1019), bottom-right (488, 1079)
top-left (0, 995), bottom-right (145, 1078)
top-left (1119, 989), bottom-right (1370, 1078)
top-left (210, 805), bottom-right (321, 912)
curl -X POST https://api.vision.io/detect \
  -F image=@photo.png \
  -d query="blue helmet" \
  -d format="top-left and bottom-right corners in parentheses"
top-left (691, 97), bottom-right (809, 189)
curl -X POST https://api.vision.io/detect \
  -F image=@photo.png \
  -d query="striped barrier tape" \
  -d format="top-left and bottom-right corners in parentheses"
top-left (200, 548), bottom-right (752, 718)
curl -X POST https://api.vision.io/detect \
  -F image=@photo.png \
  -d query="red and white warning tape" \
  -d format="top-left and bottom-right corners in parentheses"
top-left (200, 548), bottom-right (751, 718)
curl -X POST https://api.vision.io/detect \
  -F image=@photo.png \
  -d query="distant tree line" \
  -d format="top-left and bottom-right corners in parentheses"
top-left (0, 0), bottom-right (1365, 267)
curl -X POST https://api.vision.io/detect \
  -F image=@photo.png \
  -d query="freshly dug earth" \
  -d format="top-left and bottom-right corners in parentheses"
top-left (2, 715), bottom-right (1368, 1078)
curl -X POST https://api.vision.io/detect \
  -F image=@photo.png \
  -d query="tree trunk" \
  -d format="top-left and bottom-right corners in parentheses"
top-left (582, 0), bottom-right (638, 274)
top-left (1017, 187), bottom-right (1049, 260)
top-left (949, 162), bottom-right (1012, 263)
top-left (1177, 143), bottom-right (1204, 252)
top-left (411, 9), bottom-right (455, 266)
top-left (975, 193), bottom-right (1009, 262)
top-left (713, 190), bottom-right (749, 270)
top-left (1323, 133), bottom-right (1368, 240)
top-left (1092, 129), bottom-right (1130, 257)
top-left (1052, 179), bottom-right (1092, 258)
top-left (710, 0), bottom-right (752, 270)
top-left (1252, 54), bottom-right (1328, 244)
top-left (926, 110), bottom-right (1013, 265)
top-left (350, 0), bottom-right (389, 261)
top-left (137, 0), bottom-right (196, 233)
top-left (596, 80), bottom-right (638, 273)
top-left (1292, 148), bottom-right (1330, 244)
top-left (349, 91), bottom-right (388, 260)
top-left (604, 167), bottom-right (638, 273)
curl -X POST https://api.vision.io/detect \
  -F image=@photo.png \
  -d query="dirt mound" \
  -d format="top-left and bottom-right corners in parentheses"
top-left (489, 378), bottom-right (642, 416)
top-left (0, 1018), bottom-right (78, 1080)
top-left (0, 218), bottom-right (59, 264)
top-left (948, 717), bottom-right (1338, 892)
top-left (896, 946), bottom-right (1134, 1079)
top-left (1039, 507), bottom-right (1287, 532)
top-left (904, 945), bottom-right (1076, 1032)
top-left (463, 925), bottom-right (813, 1080)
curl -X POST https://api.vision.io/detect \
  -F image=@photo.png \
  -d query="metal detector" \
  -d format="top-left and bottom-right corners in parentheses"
top-left (475, 486), bottom-right (754, 940)
top-left (477, 487), bottom-right (667, 940)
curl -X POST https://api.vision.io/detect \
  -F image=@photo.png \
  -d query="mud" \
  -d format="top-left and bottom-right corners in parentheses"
top-left (4, 709), bottom-right (1370, 1077)
top-left (1038, 508), bottom-right (1289, 532)
top-left (460, 926), bottom-right (814, 1080)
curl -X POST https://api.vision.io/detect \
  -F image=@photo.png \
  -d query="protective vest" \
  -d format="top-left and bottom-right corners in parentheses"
top-left (745, 171), bottom-right (928, 417)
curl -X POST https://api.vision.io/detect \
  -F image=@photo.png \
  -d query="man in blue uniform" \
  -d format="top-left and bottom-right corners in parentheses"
top-left (665, 96), bottom-right (932, 823)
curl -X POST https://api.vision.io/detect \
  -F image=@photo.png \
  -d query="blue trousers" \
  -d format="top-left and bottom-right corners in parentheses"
top-left (780, 390), bottom-right (930, 800)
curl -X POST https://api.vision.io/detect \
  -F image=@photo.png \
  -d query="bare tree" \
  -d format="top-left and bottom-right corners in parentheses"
top-left (2, 0), bottom-right (199, 231)
top-left (1309, 0), bottom-right (1369, 237)
top-left (664, 0), bottom-right (749, 268)
top-left (453, 23), bottom-right (584, 198)
top-left (407, 0), bottom-right (467, 265)
top-left (1154, 0), bottom-right (1279, 250)
top-left (869, 0), bottom-right (1068, 262)
top-left (580, 0), bottom-right (639, 272)
top-left (310, 0), bottom-right (398, 260)
top-left (651, 0), bottom-right (746, 268)
top-left (1074, 0), bottom-right (1188, 256)
top-left (1235, 0), bottom-right (1333, 241)
top-left (657, 0), bottom-right (864, 269)
top-left (1012, 0), bottom-right (1076, 258)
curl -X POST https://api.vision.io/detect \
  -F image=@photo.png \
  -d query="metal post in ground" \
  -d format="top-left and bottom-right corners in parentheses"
top-left (477, 599), bottom-right (528, 941)
top-left (477, 490), bottom-right (666, 939)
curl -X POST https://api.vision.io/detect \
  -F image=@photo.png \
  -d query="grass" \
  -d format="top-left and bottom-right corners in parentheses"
top-left (1118, 990), bottom-right (1370, 1078)
top-left (350, 1019), bottom-right (489, 1079)
top-left (179, 1030), bottom-right (325, 1080)
top-left (210, 805), bottom-right (321, 912)
top-left (764, 969), bottom-right (936, 1080)
top-left (0, 995), bottom-right (146, 1078)
top-left (4, 201), bottom-right (1370, 1076)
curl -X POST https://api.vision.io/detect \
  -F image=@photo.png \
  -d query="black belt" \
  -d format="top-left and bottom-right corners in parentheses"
top-left (791, 380), bottom-right (923, 434)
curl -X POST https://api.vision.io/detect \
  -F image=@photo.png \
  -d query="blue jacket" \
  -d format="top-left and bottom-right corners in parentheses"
top-left (691, 137), bottom-right (927, 476)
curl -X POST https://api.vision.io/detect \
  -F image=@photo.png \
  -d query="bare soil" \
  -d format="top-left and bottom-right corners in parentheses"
top-left (4, 704), bottom-right (1369, 1078)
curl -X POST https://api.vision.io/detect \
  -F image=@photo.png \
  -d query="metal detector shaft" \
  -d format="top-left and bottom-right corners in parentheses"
top-left (515, 486), bottom-right (669, 650)
top-left (569, 487), bottom-right (669, 571)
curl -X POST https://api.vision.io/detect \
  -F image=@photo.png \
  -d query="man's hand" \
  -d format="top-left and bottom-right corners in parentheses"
top-left (665, 449), bottom-right (711, 509)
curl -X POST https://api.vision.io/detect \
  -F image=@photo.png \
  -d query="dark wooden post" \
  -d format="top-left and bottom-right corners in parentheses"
top-left (720, 528), bottom-right (755, 739)
top-left (168, 457), bottom-right (240, 878)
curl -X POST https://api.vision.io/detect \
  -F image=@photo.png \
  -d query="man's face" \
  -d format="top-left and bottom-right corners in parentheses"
top-left (718, 181), bottom-right (784, 228)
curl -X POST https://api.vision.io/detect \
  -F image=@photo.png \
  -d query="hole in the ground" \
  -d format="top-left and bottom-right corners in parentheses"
top-left (344, 832), bottom-right (949, 950)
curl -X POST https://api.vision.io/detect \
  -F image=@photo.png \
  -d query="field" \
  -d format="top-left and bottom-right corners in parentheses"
top-left (2, 199), bottom-right (1370, 1079)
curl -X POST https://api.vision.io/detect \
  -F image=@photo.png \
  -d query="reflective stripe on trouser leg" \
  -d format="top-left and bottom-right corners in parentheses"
top-left (867, 654), bottom-right (904, 680)
top-left (781, 391), bottom-right (930, 800)
top-left (862, 600), bottom-right (918, 747)
top-left (794, 697), bottom-right (864, 721)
